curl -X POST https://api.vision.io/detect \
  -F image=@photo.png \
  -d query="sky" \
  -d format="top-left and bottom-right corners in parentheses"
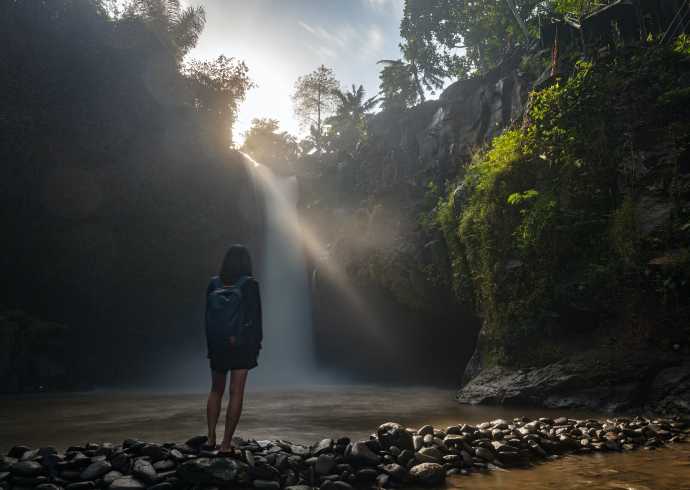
top-left (185, 0), bottom-right (405, 143)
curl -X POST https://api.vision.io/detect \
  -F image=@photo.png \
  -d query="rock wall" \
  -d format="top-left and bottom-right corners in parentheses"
top-left (303, 53), bottom-right (533, 385)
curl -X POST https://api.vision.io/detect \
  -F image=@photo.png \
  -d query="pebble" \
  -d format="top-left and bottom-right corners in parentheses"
top-left (1, 415), bottom-right (685, 490)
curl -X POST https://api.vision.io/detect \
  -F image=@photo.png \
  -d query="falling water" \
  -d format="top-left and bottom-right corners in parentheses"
top-left (247, 158), bottom-right (316, 385)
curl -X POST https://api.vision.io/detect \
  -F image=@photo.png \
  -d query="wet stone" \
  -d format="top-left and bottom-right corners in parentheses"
top-left (409, 463), bottom-right (444, 486)
top-left (66, 482), bottom-right (95, 490)
top-left (315, 454), bottom-right (335, 475)
top-left (377, 423), bottom-right (413, 451)
top-left (103, 470), bottom-right (123, 485)
top-left (8, 447), bottom-right (31, 460)
top-left (35, 484), bottom-right (60, 490)
top-left (147, 482), bottom-right (173, 490)
top-left (253, 480), bottom-right (280, 489)
top-left (10, 461), bottom-right (43, 477)
top-left (109, 476), bottom-right (146, 490)
top-left (132, 459), bottom-right (157, 483)
top-left (80, 460), bottom-right (111, 480)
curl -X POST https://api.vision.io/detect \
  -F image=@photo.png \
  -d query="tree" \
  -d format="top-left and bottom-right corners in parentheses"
top-left (400, 0), bottom-right (542, 80)
top-left (292, 65), bottom-right (340, 151)
top-left (377, 59), bottom-right (421, 110)
top-left (123, 0), bottom-right (206, 61)
top-left (326, 84), bottom-right (379, 154)
top-left (183, 55), bottom-right (254, 147)
top-left (241, 118), bottom-right (300, 174)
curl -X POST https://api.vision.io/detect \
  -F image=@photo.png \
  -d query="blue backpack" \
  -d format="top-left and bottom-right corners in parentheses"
top-left (205, 275), bottom-right (251, 354)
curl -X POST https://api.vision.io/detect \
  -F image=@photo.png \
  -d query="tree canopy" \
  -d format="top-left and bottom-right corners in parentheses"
top-left (400, 0), bottom-right (542, 80)
top-left (241, 118), bottom-right (300, 174)
top-left (292, 65), bottom-right (341, 151)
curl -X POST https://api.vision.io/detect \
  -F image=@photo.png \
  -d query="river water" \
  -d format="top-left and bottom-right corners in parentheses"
top-left (1, 386), bottom-right (689, 489)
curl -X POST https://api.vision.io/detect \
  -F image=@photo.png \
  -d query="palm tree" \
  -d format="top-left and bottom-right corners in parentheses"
top-left (326, 84), bottom-right (379, 154)
top-left (332, 84), bottom-right (379, 127)
top-left (124, 0), bottom-right (206, 60)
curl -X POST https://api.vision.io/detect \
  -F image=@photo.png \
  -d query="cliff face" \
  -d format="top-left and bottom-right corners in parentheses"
top-left (302, 53), bottom-right (533, 385)
top-left (307, 41), bottom-right (690, 410)
top-left (448, 43), bottom-right (690, 412)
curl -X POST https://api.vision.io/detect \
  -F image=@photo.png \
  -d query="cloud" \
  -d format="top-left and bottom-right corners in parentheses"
top-left (298, 21), bottom-right (386, 61)
top-left (362, 0), bottom-right (404, 13)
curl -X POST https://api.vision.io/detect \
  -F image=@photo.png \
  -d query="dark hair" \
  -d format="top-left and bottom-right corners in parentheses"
top-left (220, 244), bottom-right (253, 284)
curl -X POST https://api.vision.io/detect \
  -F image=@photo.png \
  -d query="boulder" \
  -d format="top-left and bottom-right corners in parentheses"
top-left (377, 423), bottom-right (413, 451)
top-left (408, 463), bottom-right (445, 486)
top-left (109, 476), bottom-right (146, 490)
top-left (10, 461), bottom-right (43, 477)
top-left (347, 442), bottom-right (380, 466)
top-left (177, 457), bottom-right (249, 485)
top-left (80, 460), bottom-right (111, 480)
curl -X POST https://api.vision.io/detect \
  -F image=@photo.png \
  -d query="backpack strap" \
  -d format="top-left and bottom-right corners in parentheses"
top-left (210, 276), bottom-right (224, 290)
top-left (234, 275), bottom-right (252, 289)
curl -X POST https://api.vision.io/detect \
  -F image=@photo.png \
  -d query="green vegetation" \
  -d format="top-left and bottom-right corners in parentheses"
top-left (292, 65), bottom-right (341, 152)
top-left (241, 118), bottom-right (300, 174)
top-left (0, 0), bottom-right (256, 388)
top-left (429, 45), bottom-right (690, 366)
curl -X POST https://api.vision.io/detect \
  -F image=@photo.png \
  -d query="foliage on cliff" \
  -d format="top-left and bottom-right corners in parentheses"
top-left (433, 42), bottom-right (690, 366)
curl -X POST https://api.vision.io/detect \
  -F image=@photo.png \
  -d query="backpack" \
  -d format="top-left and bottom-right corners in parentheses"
top-left (205, 275), bottom-right (252, 354)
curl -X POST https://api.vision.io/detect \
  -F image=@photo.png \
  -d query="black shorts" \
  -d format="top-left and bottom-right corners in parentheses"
top-left (209, 347), bottom-right (259, 374)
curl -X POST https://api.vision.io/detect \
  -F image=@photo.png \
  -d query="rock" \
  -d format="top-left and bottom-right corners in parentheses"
top-left (168, 449), bottom-right (185, 462)
top-left (315, 454), bottom-right (335, 475)
top-left (355, 468), bottom-right (378, 482)
top-left (412, 436), bottom-right (423, 451)
top-left (408, 463), bottom-right (445, 486)
top-left (183, 436), bottom-right (207, 450)
top-left (376, 473), bottom-right (390, 488)
top-left (347, 442), bottom-right (380, 466)
top-left (106, 454), bottom-right (128, 474)
top-left (474, 447), bottom-right (495, 462)
top-left (251, 462), bottom-right (280, 481)
top-left (132, 459), bottom-right (157, 483)
top-left (8, 447), bottom-right (31, 459)
top-left (253, 480), bottom-right (280, 489)
top-left (0, 457), bottom-right (17, 472)
top-left (103, 470), bottom-right (123, 484)
top-left (397, 449), bottom-right (415, 466)
top-left (289, 445), bottom-right (310, 457)
top-left (377, 423), bottom-right (413, 451)
top-left (66, 482), bottom-right (95, 490)
top-left (416, 425), bottom-right (434, 437)
top-left (177, 457), bottom-right (249, 485)
top-left (109, 476), bottom-right (146, 490)
top-left (415, 447), bottom-right (442, 464)
top-left (35, 484), bottom-right (60, 490)
top-left (10, 461), bottom-right (43, 477)
top-left (382, 463), bottom-right (407, 481)
top-left (147, 483), bottom-right (173, 490)
top-left (153, 460), bottom-right (175, 472)
top-left (332, 481), bottom-right (354, 490)
top-left (312, 439), bottom-right (333, 456)
top-left (285, 486), bottom-right (312, 490)
top-left (80, 460), bottom-right (111, 480)
top-left (141, 445), bottom-right (167, 462)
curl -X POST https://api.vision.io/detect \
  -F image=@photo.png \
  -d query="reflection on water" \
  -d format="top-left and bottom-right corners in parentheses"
top-left (1, 386), bottom-right (689, 489)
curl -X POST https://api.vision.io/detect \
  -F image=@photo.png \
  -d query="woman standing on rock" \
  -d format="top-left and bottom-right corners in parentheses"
top-left (205, 244), bottom-right (262, 452)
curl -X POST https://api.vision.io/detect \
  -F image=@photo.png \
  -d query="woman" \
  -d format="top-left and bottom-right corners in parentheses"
top-left (205, 244), bottom-right (262, 452)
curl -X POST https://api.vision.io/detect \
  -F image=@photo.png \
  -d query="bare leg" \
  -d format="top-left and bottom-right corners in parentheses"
top-left (206, 370), bottom-right (227, 448)
top-left (220, 369), bottom-right (248, 451)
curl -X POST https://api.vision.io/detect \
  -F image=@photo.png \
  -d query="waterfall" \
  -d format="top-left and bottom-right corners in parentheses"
top-left (247, 158), bottom-right (316, 385)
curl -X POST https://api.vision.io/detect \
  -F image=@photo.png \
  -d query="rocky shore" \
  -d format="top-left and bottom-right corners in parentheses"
top-left (1, 416), bottom-right (688, 490)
